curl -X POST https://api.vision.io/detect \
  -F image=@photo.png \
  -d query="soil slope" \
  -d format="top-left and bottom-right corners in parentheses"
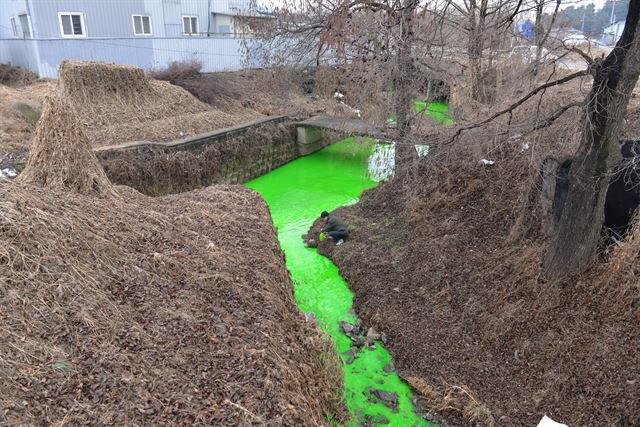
top-left (311, 104), bottom-right (640, 425)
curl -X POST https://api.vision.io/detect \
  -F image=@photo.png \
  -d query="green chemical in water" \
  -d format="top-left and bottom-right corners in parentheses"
top-left (388, 100), bottom-right (454, 126)
top-left (246, 139), bottom-right (431, 426)
top-left (413, 100), bottom-right (455, 125)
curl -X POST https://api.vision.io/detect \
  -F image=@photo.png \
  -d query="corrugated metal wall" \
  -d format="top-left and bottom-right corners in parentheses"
top-left (36, 38), bottom-right (155, 77)
top-left (0, 0), bottom-right (41, 72)
top-left (30, 0), bottom-right (148, 38)
top-left (152, 36), bottom-right (245, 70)
top-left (0, 0), bottom-right (252, 77)
top-left (0, 40), bottom-right (42, 74)
top-left (1, 0), bottom-right (31, 38)
top-left (21, 37), bottom-right (245, 77)
top-left (160, 0), bottom-right (182, 36)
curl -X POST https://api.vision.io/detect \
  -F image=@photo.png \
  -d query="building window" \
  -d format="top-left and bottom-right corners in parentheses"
top-left (182, 16), bottom-right (198, 35)
top-left (58, 13), bottom-right (86, 37)
top-left (10, 17), bottom-right (18, 37)
top-left (18, 14), bottom-right (32, 38)
top-left (132, 15), bottom-right (152, 35)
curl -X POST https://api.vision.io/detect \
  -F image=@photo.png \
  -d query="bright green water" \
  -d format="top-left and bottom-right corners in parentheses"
top-left (246, 139), bottom-right (430, 426)
top-left (413, 100), bottom-right (455, 125)
top-left (388, 100), bottom-right (454, 126)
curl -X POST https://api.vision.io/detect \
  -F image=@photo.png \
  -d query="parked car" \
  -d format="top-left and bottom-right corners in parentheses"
top-left (509, 45), bottom-right (559, 62)
top-left (562, 35), bottom-right (590, 47)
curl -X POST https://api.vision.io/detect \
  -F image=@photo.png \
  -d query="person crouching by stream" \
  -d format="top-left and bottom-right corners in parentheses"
top-left (320, 211), bottom-right (349, 246)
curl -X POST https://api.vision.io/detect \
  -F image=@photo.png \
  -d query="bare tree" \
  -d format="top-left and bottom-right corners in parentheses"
top-left (533, 0), bottom-right (562, 75)
top-left (430, 0), bottom-right (522, 103)
top-left (544, 0), bottom-right (640, 279)
top-left (244, 0), bottom-right (437, 165)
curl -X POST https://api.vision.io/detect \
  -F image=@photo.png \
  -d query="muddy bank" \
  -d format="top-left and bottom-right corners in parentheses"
top-left (309, 138), bottom-right (640, 426)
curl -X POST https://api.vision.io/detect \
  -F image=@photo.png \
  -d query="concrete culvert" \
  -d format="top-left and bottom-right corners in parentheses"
top-left (552, 140), bottom-right (640, 239)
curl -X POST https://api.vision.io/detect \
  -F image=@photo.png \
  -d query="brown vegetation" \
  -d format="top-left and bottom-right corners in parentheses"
top-left (0, 63), bottom-right (38, 87)
top-left (57, 61), bottom-right (260, 147)
top-left (17, 88), bottom-right (115, 196)
top-left (310, 91), bottom-right (640, 426)
top-left (0, 61), bottom-right (351, 168)
top-left (0, 82), bottom-right (50, 157)
top-left (0, 69), bottom-right (347, 426)
top-left (153, 63), bottom-right (357, 119)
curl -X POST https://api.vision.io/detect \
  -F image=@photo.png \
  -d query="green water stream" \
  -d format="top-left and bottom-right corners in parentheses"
top-left (389, 100), bottom-right (455, 126)
top-left (246, 140), bottom-right (431, 426)
top-left (413, 100), bottom-right (454, 125)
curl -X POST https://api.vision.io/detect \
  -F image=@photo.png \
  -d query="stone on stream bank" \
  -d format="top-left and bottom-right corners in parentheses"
top-left (367, 387), bottom-right (400, 412)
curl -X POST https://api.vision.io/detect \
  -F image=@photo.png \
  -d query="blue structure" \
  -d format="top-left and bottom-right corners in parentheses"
top-left (0, 0), bottom-right (265, 77)
top-left (519, 21), bottom-right (535, 41)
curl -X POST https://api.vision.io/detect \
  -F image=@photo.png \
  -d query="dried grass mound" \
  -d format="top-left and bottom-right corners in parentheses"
top-left (16, 88), bottom-right (115, 197)
top-left (59, 60), bottom-right (151, 101)
top-left (57, 61), bottom-right (259, 147)
top-left (0, 180), bottom-right (346, 425)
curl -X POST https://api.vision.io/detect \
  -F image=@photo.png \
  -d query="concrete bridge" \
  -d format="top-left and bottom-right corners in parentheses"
top-left (295, 115), bottom-right (387, 155)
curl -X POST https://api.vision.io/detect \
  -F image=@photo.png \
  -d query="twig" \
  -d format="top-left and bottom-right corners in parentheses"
top-left (527, 101), bottom-right (583, 133)
top-left (223, 399), bottom-right (266, 424)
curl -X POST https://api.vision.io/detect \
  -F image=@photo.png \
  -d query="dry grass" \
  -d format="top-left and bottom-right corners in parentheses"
top-left (57, 61), bottom-right (261, 147)
top-left (406, 377), bottom-right (495, 426)
top-left (0, 83), bottom-right (50, 156)
top-left (0, 71), bottom-right (348, 425)
top-left (16, 87), bottom-right (115, 196)
top-left (315, 85), bottom-right (640, 425)
top-left (160, 65), bottom-right (361, 119)
top-left (0, 182), bottom-right (347, 426)
top-left (0, 62), bottom-right (356, 160)
top-left (0, 63), bottom-right (38, 87)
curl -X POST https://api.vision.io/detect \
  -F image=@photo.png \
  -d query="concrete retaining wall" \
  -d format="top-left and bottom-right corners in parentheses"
top-left (96, 115), bottom-right (352, 196)
top-left (96, 116), bottom-right (299, 195)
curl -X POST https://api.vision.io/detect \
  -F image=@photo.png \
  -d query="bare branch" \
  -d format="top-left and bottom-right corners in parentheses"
top-left (528, 101), bottom-right (583, 132)
top-left (449, 70), bottom-right (588, 143)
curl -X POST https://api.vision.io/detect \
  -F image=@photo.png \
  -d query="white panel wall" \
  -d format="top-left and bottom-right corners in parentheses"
top-left (151, 36), bottom-right (245, 71)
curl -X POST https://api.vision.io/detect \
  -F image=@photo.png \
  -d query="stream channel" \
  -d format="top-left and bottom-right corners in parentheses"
top-left (246, 139), bottom-right (429, 426)
top-left (245, 102), bottom-right (451, 426)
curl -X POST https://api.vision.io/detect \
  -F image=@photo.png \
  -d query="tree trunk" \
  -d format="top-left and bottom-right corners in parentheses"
top-left (468, 0), bottom-right (481, 101)
top-left (533, 0), bottom-right (561, 77)
top-left (532, 1), bottom-right (545, 76)
top-left (468, 0), bottom-right (488, 102)
top-left (393, 0), bottom-right (418, 168)
top-left (544, 0), bottom-right (640, 280)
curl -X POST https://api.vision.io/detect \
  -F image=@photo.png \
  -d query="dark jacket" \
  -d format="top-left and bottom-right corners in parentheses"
top-left (322, 215), bottom-right (348, 235)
